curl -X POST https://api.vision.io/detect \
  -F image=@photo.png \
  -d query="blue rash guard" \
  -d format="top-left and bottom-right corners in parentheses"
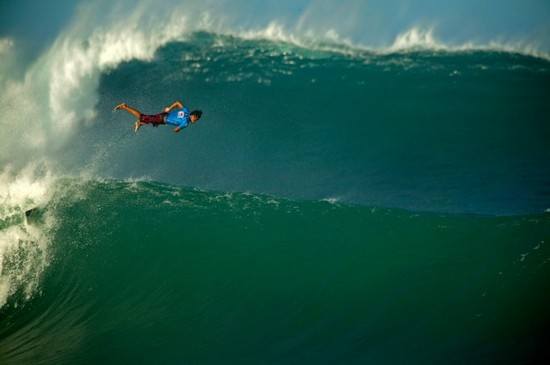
top-left (165, 107), bottom-right (191, 129)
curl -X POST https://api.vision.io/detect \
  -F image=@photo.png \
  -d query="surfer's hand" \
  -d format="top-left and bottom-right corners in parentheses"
top-left (163, 107), bottom-right (170, 113)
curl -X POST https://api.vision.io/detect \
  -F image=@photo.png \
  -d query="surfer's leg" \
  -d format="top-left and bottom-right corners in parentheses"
top-left (115, 103), bottom-right (141, 118)
top-left (134, 120), bottom-right (143, 133)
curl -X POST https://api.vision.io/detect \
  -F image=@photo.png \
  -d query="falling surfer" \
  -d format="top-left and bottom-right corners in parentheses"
top-left (115, 101), bottom-right (202, 133)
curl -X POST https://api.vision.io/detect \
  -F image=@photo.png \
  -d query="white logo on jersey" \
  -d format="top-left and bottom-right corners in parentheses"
top-left (177, 111), bottom-right (185, 118)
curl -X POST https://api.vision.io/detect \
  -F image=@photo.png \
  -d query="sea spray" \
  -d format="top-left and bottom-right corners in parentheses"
top-left (0, 164), bottom-right (57, 308)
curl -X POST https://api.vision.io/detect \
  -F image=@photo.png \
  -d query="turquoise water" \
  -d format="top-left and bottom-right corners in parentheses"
top-left (1, 30), bottom-right (550, 364)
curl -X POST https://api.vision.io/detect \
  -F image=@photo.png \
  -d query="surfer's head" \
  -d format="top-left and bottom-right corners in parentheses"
top-left (190, 110), bottom-right (203, 123)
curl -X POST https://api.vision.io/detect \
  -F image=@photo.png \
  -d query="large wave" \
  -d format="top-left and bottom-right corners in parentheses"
top-left (1, 0), bottom-right (549, 298)
top-left (1, 0), bottom-right (548, 168)
top-left (1, 2), bottom-right (549, 362)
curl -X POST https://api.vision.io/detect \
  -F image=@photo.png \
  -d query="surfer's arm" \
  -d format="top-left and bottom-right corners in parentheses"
top-left (174, 119), bottom-right (188, 133)
top-left (163, 101), bottom-right (184, 113)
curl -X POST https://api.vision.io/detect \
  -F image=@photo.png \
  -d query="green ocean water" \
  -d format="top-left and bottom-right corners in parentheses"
top-left (1, 179), bottom-right (549, 364)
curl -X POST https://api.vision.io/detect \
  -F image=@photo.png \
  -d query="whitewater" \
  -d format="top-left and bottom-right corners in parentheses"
top-left (1, 1), bottom-right (550, 363)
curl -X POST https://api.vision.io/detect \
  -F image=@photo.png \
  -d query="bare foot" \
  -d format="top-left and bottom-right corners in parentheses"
top-left (134, 121), bottom-right (142, 133)
top-left (115, 102), bottom-right (126, 110)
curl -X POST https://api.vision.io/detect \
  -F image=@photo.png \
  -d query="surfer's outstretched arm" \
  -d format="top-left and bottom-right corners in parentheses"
top-left (163, 101), bottom-right (184, 113)
top-left (114, 103), bottom-right (141, 118)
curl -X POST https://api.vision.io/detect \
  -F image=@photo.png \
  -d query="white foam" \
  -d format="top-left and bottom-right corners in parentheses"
top-left (0, 164), bottom-right (58, 308)
top-left (322, 197), bottom-right (342, 205)
top-left (388, 28), bottom-right (444, 52)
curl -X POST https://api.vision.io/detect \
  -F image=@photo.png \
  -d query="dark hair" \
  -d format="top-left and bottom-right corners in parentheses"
top-left (191, 110), bottom-right (203, 120)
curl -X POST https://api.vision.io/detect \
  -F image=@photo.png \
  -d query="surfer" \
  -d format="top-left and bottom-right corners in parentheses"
top-left (115, 101), bottom-right (202, 133)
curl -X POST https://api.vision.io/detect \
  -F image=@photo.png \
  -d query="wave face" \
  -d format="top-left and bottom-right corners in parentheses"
top-left (86, 33), bottom-right (549, 215)
top-left (1, 179), bottom-right (549, 364)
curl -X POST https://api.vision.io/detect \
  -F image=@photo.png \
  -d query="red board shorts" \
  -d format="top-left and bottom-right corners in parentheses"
top-left (139, 113), bottom-right (167, 127)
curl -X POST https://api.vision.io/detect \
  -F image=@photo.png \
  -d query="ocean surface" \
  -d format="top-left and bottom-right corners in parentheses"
top-left (1, 12), bottom-right (550, 365)
top-left (1, 178), bottom-right (549, 364)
